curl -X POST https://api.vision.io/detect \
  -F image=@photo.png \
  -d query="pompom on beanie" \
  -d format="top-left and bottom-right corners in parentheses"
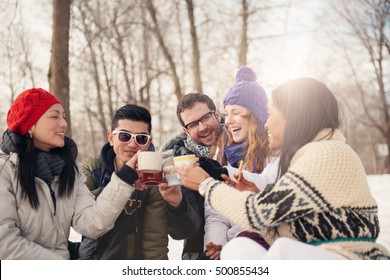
top-left (223, 66), bottom-right (268, 131)
top-left (7, 88), bottom-right (62, 135)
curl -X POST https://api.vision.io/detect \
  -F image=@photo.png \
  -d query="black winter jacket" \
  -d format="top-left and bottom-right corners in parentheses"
top-left (79, 143), bottom-right (168, 259)
top-left (162, 133), bottom-right (207, 260)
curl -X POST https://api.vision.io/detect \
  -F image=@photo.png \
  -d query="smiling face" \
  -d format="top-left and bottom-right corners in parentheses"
top-left (107, 119), bottom-right (151, 170)
top-left (28, 103), bottom-right (67, 151)
top-left (224, 104), bottom-right (250, 144)
top-left (265, 99), bottom-right (286, 151)
top-left (180, 102), bottom-right (221, 147)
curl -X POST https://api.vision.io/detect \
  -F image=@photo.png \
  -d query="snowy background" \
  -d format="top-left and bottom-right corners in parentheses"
top-left (70, 174), bottom-right (390, 259)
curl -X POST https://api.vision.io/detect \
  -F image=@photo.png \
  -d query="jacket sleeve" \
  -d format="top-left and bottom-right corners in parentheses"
top-left (72, 166), bottom-right (136, 240)
top-left (0, 160), bottom-right (63, 259)
top-left (142, 186), bottom-right (169, 259)
top-left (204, 200), bottom-right (230, 250)
top-left (206, 141), bottom-right (372, 232)
top-left (167, 187), bottom-right (202, 240)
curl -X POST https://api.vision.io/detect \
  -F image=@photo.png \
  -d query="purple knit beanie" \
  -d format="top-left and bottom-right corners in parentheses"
top-left (223, 66), bottom-right (268, 131)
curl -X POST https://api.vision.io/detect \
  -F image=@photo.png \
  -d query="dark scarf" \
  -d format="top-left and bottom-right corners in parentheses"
top-left (35, 151), bottom-right (66, 184)
top-left (222, 142), bottom-right (245, 168)
top-left (1, 128), bottom-right (78, 184)
top-left (220, 127), bottom-right (245, 168)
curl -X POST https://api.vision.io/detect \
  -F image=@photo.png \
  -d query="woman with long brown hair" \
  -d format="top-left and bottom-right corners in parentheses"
top-left (204, 66), bottom-right (278, 260)
top-left (178, 77), bottom-right (390, 260)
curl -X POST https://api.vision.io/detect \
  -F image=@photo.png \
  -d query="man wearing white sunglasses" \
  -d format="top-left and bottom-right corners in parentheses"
top-left (78, 104), bottom-right (168, 260)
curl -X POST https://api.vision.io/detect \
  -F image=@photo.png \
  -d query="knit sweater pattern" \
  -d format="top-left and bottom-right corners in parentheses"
top-left (204, 129), bottom-right (390, 260)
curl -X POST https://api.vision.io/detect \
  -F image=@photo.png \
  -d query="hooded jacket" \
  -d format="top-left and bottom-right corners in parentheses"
top-left (78, 142), bottom-right (168, 260)
top-left (162, 133), bottom-right (206, 260)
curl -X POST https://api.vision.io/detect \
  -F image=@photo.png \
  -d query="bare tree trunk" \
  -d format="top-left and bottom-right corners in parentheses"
top-left (338, 0), bottom-right (390, 171)
top-left (377, 16), bottom-right (390, 170)
top-left (175, 0), bottom-right (186, 92)
top-left (78, 4), bottom-right (108, 138)
top-left (146, 0), bottom-right (182, 101)
top-left (5, 42), bottom-right (17, 102)
top-left (113, 20), bottom-right (135, 104)
top-left (49, 0), bottom-right (71, 137)
top-left (19, 31), bottom-right (36, 87)
top-left (97, 40), bottom-right (114, 119)
top-left (140, 5), bottom-right (151, 107)
top-left (238, 0), bottom-right (249, 66)
top-left (185, 0), bottom-right (203, 92)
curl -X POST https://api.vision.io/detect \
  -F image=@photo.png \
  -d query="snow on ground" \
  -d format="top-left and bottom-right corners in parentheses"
top-left (367, 174), bottom-right (390, 252)
top-left (69, 174), bottom-right (390, 259)
top-left (69, 226), bottom-right (183, 259)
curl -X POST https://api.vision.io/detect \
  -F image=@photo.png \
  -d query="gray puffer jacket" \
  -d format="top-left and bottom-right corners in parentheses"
top-left (0, 153), bottom-right (135, 259)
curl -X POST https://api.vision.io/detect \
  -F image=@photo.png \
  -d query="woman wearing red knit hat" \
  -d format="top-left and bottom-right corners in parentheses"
top-left (0, 88), bottom-right (147, 259)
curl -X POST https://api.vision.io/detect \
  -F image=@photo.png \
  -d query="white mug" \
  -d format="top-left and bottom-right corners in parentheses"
top-left (138, 151), bottom-right (162, 173)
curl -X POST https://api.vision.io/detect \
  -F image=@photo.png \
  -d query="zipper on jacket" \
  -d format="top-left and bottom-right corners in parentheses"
top-left (48, 184), bottom-right (57, 216)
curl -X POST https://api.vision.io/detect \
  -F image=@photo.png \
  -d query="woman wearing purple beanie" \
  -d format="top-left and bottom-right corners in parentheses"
top-left (177, 77), bottom-right (390, 260)
top-left (0, 88), bottom-right (147, 259)
top-left (213, 66), bottom-right (270, 173)
top-left (204, 66), bottom-right (280, 260)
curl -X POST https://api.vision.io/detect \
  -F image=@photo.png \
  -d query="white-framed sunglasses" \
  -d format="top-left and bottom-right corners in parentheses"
top-left (112, 130), bottom-right (151, 146)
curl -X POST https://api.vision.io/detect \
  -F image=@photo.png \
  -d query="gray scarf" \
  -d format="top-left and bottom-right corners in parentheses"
top-left (183, 136), bottom-right (210, 157)
top-left (1, 128), bottom-right (77, 184)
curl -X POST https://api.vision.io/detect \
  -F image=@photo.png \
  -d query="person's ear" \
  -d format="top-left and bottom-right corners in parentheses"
top-left (107, 131), bottom-right (114, 146)
top-left (28, 126), bottom-right (35, 138)
top-left (182, 127), bottom-right (190, 136)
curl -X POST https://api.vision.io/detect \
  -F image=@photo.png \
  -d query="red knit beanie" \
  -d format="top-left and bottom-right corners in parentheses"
top-left (7, 88), bottom-right (62, 135)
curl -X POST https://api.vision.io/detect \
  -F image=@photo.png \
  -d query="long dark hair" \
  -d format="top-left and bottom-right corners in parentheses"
top-left (17, 134), bottom-right (77, 209)
top-left (273, 78), bottom-right (340, 176)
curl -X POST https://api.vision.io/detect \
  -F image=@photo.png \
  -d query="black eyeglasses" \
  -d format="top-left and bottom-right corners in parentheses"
top-left (184, 111), bottom-right (216, 131)
top-left (112, 130), bottom-right (151, 146)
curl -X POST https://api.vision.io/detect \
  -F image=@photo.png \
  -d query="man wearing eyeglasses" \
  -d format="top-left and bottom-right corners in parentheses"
top-left (78, 104), bottom-right (168, 259)
top-left (160, 93), bottom-right (223, 260)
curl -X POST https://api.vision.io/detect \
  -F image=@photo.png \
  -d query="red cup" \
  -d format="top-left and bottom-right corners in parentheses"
top-left (140, 171), bottom-right (163, 186)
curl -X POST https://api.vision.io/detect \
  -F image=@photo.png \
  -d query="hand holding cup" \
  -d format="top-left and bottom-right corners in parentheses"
top-left (175, 159), bottom-right (209, 191)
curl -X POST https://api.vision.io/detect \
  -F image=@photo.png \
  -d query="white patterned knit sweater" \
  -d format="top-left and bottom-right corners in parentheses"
top-left (204, 129), bottom-right (390, 259)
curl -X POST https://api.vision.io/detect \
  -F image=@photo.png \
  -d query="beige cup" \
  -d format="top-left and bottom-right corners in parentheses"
top-left (173, 154), bottom-right (196, 168)
top-left (138, 151), bottom-right (162, 172)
